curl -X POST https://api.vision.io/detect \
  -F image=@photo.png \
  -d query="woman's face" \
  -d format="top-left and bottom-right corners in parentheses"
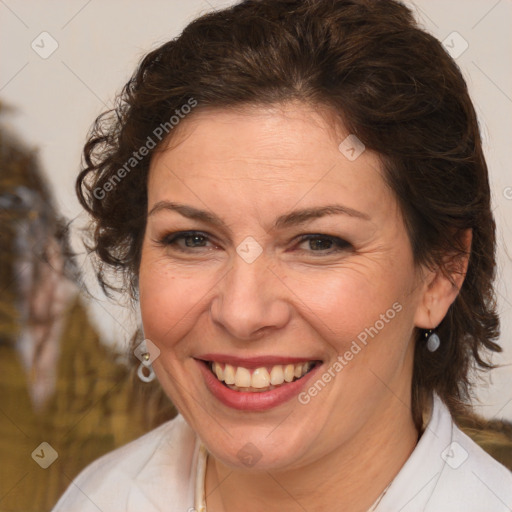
top-left (139, 102), bottom-right (427, 470)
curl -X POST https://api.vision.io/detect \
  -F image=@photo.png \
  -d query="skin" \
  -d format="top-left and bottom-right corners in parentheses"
top-left (138, 102), bottom-right (468, 511)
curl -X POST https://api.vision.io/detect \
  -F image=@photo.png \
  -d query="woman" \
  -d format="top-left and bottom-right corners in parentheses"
top-left (52, 0), bottom-right (512, 510)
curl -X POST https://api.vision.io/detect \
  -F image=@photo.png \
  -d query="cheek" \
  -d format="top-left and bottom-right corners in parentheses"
top-left (138, 251), bottom-right (210, 353)
top-left (280, 260), bottom-right (411, 350)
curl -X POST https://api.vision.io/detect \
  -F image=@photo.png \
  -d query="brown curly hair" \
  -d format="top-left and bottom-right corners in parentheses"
top-left (76, 0), bottom-right (501, 427)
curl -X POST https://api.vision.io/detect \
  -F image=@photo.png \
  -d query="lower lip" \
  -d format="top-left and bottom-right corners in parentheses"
top-left (196, 360), bottom-right (322, 411)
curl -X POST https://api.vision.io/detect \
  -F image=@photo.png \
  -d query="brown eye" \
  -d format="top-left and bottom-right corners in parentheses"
top-left (159, 231), bottom-right (216, 252)
top-left (296, 234), bottom-right (351, 254)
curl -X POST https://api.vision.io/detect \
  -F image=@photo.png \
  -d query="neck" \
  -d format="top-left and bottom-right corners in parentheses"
top-left (205, 396), bottom-right (418, 512)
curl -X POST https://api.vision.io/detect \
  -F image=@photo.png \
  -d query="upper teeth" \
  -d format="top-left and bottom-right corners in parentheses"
top-left (211, 361), bottom-right (314, 389)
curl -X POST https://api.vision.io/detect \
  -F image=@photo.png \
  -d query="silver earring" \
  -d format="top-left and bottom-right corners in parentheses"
top-left (425, 329), bottom-right (440, 352)
top-left (137, 352), bottom-right (156, 382)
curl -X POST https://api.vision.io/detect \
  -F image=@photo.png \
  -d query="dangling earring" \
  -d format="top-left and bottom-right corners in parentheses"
top-left (135, 338), bottom-right (160, 383)
top-left (137, 352), bottom-right (156, 382)
top-left (425, 329), bottom-right (440, 352)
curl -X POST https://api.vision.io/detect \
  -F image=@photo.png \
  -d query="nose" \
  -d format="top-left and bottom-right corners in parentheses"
top-left (209, 254), bottom-right (291, 341)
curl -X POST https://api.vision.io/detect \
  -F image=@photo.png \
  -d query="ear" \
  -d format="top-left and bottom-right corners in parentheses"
top-left (414, 229), bottom-right (472, 329)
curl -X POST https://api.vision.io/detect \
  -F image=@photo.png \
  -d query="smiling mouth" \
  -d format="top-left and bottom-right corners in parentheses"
top-left (206, 361), bottom-right (319, 392)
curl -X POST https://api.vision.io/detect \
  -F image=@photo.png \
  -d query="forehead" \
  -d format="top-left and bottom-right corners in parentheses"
top-left (147, 103), bottom-right (398, 223)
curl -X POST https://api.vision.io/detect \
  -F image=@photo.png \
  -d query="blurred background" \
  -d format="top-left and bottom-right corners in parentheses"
top-left (0, 0), bottom-right (511, 510)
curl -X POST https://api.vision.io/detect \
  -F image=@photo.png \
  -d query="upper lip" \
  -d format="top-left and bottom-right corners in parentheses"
top-left (196, 354), bottom-right (322, 369)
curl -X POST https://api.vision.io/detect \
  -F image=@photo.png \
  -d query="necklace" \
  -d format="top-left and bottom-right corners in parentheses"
top-left (194, 444), bottom-right (208, 512)
top-left (194, 444), bottom-right (392, 512)
top-left (367, 481), bottom-right (392, 512)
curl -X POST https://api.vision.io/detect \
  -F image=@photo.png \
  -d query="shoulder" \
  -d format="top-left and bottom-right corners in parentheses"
top-left (430, 421), bottom-right (512, 511)
top-left (51, 414), bottom-right (198, 512)
top-left (422, 398), bottom-right (512, 512)
top-left (379, 394), bottom-right (512, 512)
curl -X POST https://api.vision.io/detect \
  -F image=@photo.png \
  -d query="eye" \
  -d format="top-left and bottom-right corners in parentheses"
top-left (295, 234), bottom-right (351, 255)
top-left (157, 231), bottom-right (218, 252)
top-left (155, 231), bottom-right (351, 256)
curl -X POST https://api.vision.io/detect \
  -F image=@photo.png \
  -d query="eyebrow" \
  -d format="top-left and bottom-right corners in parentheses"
top-left (148, 201), bottom-right (370, 232)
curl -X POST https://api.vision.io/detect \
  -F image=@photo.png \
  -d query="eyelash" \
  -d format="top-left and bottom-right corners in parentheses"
top-left (156, 231), bottom-right (351, 255)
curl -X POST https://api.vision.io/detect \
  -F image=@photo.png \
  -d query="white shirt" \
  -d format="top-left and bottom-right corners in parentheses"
top-left (52, 395), bottom-right (512, 511)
